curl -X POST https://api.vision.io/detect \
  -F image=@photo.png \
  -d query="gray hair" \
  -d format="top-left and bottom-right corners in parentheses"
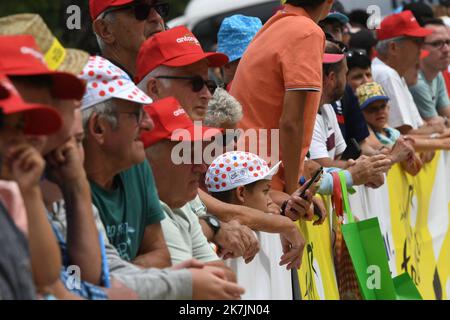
top-left (82, 99), bottom-right (119, 135)
top-left (94, 11), bottom-right (116, 52)
top-left (137, 65), bottom-right (176, 93)
top-left (375, 36), bottom-right (407, 57)
top-left (204, 88), bottom-right (243, 128)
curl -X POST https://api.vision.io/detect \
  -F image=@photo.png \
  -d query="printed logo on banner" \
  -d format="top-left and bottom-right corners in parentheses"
top-left (400, 184), bottom-right (422, 286)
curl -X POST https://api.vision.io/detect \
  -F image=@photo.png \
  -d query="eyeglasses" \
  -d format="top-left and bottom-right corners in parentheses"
top-left (345, 49), bottom-right (367, 58)
top-left (424, 39), bottom-right (450, 50)
top-left (155, 75), bottom-right (217, 94)
top-left (102, 1), bottom-right (170, 20)
top-left (115, 108), bottom-right (145, 125)
top-left (364, 102), bottom-right (388, 114)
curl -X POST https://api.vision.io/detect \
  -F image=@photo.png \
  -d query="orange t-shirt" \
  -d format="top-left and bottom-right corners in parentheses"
top-left (230, 4), bottom-right (325, 191)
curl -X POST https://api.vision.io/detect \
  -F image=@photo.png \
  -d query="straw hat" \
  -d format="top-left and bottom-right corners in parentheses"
top-left (0, 13), bottom-right (89, 75)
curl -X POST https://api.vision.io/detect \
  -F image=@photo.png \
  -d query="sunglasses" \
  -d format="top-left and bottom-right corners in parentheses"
top-left (345, 49), bottom-right (367, 58)
top-left (102, 1), bottom-right (170, 20)
top-left (364, 102), bottom-right (388, 114)
top-left (156, 75), bottom-right (217, 94)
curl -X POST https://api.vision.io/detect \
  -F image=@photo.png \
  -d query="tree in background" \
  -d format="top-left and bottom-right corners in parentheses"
top-left (0, 0), bottom-right (189, 54)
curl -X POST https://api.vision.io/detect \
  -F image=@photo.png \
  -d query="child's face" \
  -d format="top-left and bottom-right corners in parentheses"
top-left (243, 179), bottom-right (272, 212)
top-left (362, 100), bottom-right (389, 132)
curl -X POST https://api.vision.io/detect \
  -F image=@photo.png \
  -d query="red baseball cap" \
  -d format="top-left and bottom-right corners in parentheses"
top-left (0, 73), bottom-right (62, 135)
top-left (141, 96), bottom-right (223, 148)
top-left (0, 75), bottom-right (9, 100)
top-left (135, 26), bottom-right (229, 84)
top-left (89, 0), bottom-right (133, 20)
top-left (323, 53), bottom-right (345, 64)
top-left (377, 10), bottom-right (433, 41)
top-left (0, 35), bottom-right (86, 101)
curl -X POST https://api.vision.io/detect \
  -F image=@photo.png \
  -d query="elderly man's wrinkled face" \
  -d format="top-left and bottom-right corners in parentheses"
top-left (147, 140), bottom-right (207, 208)
top-left (396, 37), bottom-right (423, 76)
top-left (423, 25), bottom-right (450, 72)
top-left (155, 60), bottom-right (213, 121)
top-left (103, 99), bottom-right (154, 168)
top-left (104, 0), bottom-right (165, 55)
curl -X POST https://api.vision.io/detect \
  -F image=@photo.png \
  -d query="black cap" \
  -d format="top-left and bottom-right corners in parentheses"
top-left (349, 29), bottom-right (377, 53)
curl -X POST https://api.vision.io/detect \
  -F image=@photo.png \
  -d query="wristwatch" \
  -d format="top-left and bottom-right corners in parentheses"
top-left (200, 214), bottom-right (221, 236)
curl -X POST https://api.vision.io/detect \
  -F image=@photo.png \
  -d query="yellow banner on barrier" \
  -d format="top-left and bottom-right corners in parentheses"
top-left (387, 151), bottom-right (450, 299)
top-left (296, 197), bottom-right (340, 300)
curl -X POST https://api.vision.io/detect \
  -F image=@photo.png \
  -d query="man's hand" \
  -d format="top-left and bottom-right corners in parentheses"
top-left (312, 196), bottom-right (327, 226)
top-left (191, 266), bottom-right (245, 300)
top-left (215, 220), bottom-right (260, 264)
top-left (347, 154), bottom-right (391, 186)
top-left (170, 259), bottom-right (205, 270)
top-left (279, 223), bottom-right (305, 270)
top-left (5, 144), bottom-right (45, 192)
top-left (388, 137), bottom-right (415, 163)
top-left (283, 181), bottom-right (315, 221)
top-left (104, 278), bottom-right (139, 300)
top-left (45, 137), bottom-right (85, 187)
top-left (267, 198), bottom-right (281, 215)
top-left (420, 151), bottom-right (435, 164)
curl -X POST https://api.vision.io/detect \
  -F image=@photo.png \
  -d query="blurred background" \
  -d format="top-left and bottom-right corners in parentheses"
top-left (0, 0), bottom-right (448, 53)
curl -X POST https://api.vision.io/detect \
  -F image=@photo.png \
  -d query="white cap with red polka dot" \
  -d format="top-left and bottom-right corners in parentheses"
top-left (79, 55), bottom-right (152, 110)
top-left (205, 151), bottom-right (281, 193)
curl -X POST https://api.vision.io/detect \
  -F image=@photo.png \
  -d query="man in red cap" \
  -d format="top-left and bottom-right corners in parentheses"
top-left (0, 74), bottom-right (63, 299)
top-left (0, 35), bottom-right (86, 156)
top-left (373, 11), bottom-right (443, 137)
top-left (90, 0), bottom-right (169, 77)
top-left (136, 26), bottom-right (228, 121)
top-left (142, 97), bottom-right (239, 282)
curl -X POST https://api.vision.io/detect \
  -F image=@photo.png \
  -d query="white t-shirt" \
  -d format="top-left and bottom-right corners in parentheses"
top-left (226, 231), bottom-right (292, 300)
top-left (372, 57), bottom-right (424, 130)
top-left (310, 103), bottom-right (347, 160)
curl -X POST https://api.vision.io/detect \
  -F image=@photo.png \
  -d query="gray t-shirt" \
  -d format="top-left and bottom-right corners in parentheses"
top-left (49, 200), bottom-right (192, 300)
top-left (160, 198), bottom-right (219, 265)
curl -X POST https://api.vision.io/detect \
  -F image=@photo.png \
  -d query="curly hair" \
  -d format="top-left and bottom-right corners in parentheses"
top-left (204, 88), bottom-right (243, 128)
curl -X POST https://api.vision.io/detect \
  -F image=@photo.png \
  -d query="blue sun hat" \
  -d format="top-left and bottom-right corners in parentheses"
top-left (217, 14), bottom-right (263, 63)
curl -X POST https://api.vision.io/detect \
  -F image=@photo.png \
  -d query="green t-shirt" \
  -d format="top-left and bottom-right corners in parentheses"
top-left (410, 71), bottom-right (450, 119)
top-left (90, 160), bottom-right (165, 261)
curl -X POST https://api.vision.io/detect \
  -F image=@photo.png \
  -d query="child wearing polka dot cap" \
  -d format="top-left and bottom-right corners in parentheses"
top-left (205, 151), bottom-right (281, 193)
top-left (206, 151), bottom-right (292, 300)
top-left (79, 55), bottom-right (152, 110)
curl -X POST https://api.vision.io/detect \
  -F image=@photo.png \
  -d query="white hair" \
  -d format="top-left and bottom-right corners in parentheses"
top-left (137, 65), bottom-right (177, 93)
top-left (204, 88), bottom-right (243, 128)
top-left (375, 36), bottom-right (407, 57)
top-left (82, 98), bottom-right (119, 136)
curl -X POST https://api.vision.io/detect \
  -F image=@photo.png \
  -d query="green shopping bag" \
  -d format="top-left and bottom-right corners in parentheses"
top-left (337, 171), bottom-right (422, 300)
